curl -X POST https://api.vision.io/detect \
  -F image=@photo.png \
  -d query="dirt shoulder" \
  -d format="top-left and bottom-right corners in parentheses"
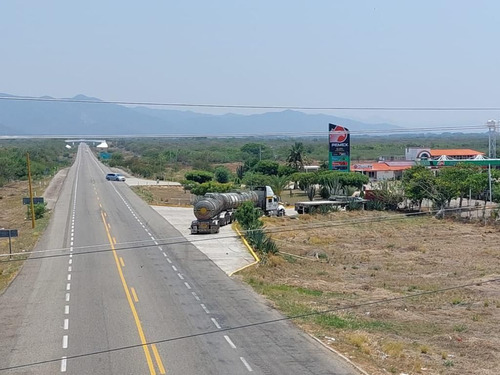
top-left (0, 169), bottom-right (69, 292)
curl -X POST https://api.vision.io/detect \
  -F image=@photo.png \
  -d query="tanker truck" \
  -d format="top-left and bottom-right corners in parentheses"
top-left (190, 186), bottom-right (284, 234)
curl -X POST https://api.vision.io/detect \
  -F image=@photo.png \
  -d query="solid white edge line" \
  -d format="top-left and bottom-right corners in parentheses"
top-left (224, 335), bottom-right (237, 349)
top-left (211, 318), bottom-right (221, 329)
top-left (240, 357), bottom-right (253, 372)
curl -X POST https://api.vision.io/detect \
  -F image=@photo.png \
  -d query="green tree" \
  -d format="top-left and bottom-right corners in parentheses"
top-left (277, 164), bottom-right (296, 177)
top-left (253, 160), bottom-right (279, 176)
top-left (190, 181), bottom-right (232, 196)
top-left (402, 165), bottom-right (435, 211)
top-left (240, 143), bottom-right (272, 161)
top-left (287, 142), bottom-right (305, 171)
top-left (292, 172), bottom-right (317, 192)
top-left (436, 164), bottom-right (481, 207)
top-left (242, 172), bottom-right (271, 189)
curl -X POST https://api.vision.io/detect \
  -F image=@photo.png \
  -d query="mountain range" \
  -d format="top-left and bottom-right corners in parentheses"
top-left (0, 93), bottom-right (402, 136)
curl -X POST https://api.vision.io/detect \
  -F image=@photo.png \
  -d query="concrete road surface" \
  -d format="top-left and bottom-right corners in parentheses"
top-left (0, 143), bottom-right (359, 375)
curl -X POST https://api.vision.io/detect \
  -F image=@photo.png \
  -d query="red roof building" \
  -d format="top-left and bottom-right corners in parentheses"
top-left (351, 161), bottom-right (414, 181)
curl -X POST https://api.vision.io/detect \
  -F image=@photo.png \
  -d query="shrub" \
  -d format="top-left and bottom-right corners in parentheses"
top-left (235, 201), bottom-right (262, 230)
top-left (185, 170), bottom-right (214, 184)
top-left (28, 203), bottom-right (47, 219)
top-left (214, 166), bottom-right (231, 183)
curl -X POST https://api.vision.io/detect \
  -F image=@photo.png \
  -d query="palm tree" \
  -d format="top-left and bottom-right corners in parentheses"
top-left (269, 175), bottom-right (290, 200)
top-left (287, 142), bottom-right (305, 171)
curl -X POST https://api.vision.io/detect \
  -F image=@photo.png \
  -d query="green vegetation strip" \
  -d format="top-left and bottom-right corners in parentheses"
top-left (246, 278), bottom-right (391, 332)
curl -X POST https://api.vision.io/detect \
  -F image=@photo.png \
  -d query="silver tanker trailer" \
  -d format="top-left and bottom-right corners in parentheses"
top-left (190, 186), bottom-right (284, 234)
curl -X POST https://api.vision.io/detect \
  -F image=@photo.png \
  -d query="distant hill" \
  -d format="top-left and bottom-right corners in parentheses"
top-left (0, 93), bottom-right (402, 136)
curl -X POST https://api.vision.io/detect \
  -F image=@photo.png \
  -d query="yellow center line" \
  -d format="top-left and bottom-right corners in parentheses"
top-left (131, 287), bottom-right (139, 302)
top-left (151, 344), bottom-right (166, 374)
top-left (120, 257), bottom-right (125, 267)
top-left (100, 211), bottom-right (157, 375)
top-left (113, 237), bottom-right (117, 245)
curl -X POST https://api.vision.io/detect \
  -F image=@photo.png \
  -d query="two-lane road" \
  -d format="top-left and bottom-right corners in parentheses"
top-left (0, 144), bottom-right (356, 374)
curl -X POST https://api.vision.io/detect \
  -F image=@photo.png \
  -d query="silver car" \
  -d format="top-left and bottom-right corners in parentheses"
top-left (106, 173), bottom-right (126, 181)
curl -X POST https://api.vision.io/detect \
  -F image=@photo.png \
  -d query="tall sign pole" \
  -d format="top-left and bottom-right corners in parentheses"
top-left (328, 124), bottom-right (351, 171)
top-left (26, 153), bottom-right (35, 229)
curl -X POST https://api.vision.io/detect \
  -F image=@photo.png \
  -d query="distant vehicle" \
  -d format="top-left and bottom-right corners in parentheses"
top-left (106, 173), bottom-right (126, 181)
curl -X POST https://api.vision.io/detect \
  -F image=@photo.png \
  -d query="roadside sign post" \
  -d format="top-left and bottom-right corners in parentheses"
top-left (0, 229), bottom-right (18, 260)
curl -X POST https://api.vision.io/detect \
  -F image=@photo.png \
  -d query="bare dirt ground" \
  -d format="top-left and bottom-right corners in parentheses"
top-left (0, 179), bottom-right (54, 291)
top-left (241, 211), bottom-right (500, 375)
top-left (131, 185), bottom-right (193, 206)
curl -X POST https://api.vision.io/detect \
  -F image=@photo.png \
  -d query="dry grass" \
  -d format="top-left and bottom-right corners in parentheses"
top-left (241, 211), bottom-right (500, 375)
top-left (0, 179), bottom-right (51, 292)
top-left (131, 185), bottom-right (193, 206)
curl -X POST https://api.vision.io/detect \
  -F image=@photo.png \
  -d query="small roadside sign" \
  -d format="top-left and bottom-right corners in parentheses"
top-left (23, 197), bottom-right (44, 205)
top-left (0, 229), bottom-right (18, 260)
top-left (0, 229), bottom-right (18, 238)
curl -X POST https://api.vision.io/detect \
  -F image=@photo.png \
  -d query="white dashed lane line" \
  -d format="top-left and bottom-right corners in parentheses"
top-left (62, 335), bottom-right (68, 349)
top-left (211, 318), bottom-right (221, 329)
top-left (109, 172), bottom-right (257, 375)
top-left (224, 335), bottom-right (236, 349)
top-left (240, 357), bottom-right (253, 372)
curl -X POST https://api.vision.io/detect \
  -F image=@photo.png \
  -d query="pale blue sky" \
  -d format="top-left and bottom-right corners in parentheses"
top-left (1, 1), bottom-right (499, 127)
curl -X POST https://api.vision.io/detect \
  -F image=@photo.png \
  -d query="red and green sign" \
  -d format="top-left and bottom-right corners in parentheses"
top-left (329, 123), bottom-right (350, 171)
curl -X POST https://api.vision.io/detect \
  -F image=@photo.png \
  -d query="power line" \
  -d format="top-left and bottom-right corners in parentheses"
top-left (0, 205), bottom-right (492, 262)
top-left (1, 95), bottom-right (500, 111)
top-left (0, 275), bottom-right (497, 372)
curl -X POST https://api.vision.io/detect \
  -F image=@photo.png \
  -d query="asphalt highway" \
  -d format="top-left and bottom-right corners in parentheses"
top-left (0, 144), bottom-right (357, 374)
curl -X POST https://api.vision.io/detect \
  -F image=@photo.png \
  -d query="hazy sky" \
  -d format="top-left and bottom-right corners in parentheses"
top-left (1, 1), bottom-right (499, 128)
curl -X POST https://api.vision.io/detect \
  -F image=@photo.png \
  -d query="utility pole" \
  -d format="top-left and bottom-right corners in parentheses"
top-left (487, 119), bottom-right (497, 158)
top-left (487, 120), bottom-right (497, 204)
top-left (26, 153), bottom-right (35, 229)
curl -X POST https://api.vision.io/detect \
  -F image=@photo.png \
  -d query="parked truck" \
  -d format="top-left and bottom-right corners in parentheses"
top-left (190, 186), bottom-right (284, 234)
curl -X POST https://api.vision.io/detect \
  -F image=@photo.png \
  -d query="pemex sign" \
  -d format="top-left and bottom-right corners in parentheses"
top-left (328, 123), bottom-right (350, 171)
